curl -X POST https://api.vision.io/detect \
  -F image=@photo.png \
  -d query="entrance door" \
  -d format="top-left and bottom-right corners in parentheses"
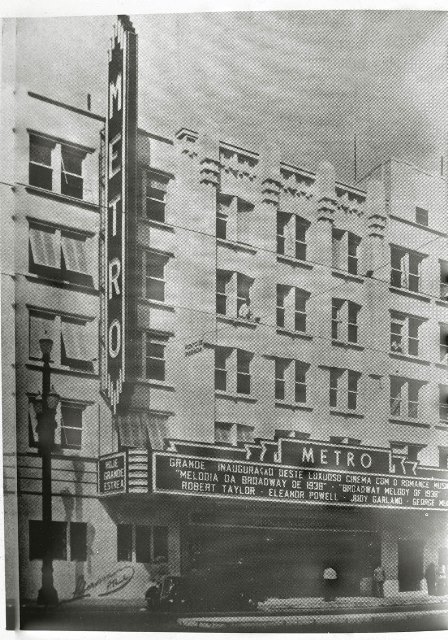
top-left (398, 539), bottom-right (424, 592)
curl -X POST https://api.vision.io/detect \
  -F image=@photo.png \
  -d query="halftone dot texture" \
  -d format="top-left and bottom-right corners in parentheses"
top-left (5, 10), bottom-right (448, 633)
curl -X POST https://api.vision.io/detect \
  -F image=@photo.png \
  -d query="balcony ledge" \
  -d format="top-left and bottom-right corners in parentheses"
top-left (276, 328), bottom-right (313, 340)
top-left (275, 401), bottom-right (313, 412)
top-left (389, 286), bottom-right (430, 303)
top-left (276, 255), bottom-right (313, 270)
top-left (388, 417), bottom-right (431, 429)
top-left (215, 391), bottom-right (257, 403)
top-left (216, 238), bottom-right (257, 255)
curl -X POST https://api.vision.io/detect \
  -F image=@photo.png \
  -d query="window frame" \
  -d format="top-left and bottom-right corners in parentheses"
top-left (144, 250), bottom-right (168, 302)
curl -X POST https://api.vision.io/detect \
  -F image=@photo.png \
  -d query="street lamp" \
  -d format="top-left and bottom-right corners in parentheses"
top-left (32, 334), bottom-right (60, 606)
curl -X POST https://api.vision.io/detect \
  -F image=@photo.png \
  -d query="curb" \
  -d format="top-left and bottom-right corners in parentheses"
top-left (177, 607), bottom-right (448, 630)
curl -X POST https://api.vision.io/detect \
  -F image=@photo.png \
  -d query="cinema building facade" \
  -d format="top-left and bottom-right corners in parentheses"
top-left (3, 16), bottom-right (448, 605)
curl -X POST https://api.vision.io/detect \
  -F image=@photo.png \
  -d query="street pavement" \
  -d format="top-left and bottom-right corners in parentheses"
top-left (15, 593), bottom-right (448, 633)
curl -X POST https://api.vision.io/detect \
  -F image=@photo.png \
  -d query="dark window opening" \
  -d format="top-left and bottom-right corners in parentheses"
top-left (70, 522), bottom-right (87, 561)
top-left (136, 525), bottom-right (152, 563)
top-left (153, 526), bottom-right (169, 561)
top-left (117, 524), bottom-right (132, 562)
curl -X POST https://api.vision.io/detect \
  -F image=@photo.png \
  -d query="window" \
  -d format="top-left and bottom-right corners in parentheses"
top-left (332, 229), bottom-right (361, 275)
top-left (330, 369), bottom-right (360, 411)
top-left (390, 313), bottom-right (422, 357)
top-left (440, 261), bottom-right (448, 300)
top-left (61, 146), bottom-right (84, 199)
top-left (144, 173), bottom-right (168, 222)
top-left (275, 358), bottom-right (309, 404)
top-left (295, 361), bottom-right (308, 404)
top-left (237, 349), bottom-right (252, 394)
top-left (29, 521), bottom-right (67, 560)
top-left (214, 422), bottom-right (254, 445)
top-left (276, 285), bottom-right (309, 333)
top-left (277, 212), bottom-right (288, 255)
top-left (332, 299), bottom-right (360, 344)
top-left (117, 524), bottom-right (133, 562)
top-left (29, 223), bottom-right (93, 286)
top-left (440, 324), bottom-right (448, 362)
top-left (145, 336), bottom-right (166, 381)
top-left (390, 246), bottom-right (423, 293)
top-left (295, 218), bottom-right (309, 261)
top-left (276, 212), bottom-right (310, 260)
top-left (29, 133), bottom-right (87, 199)
top-left (60, 402), bottom-right (83, 449)
top-left (29, 310), bottom-right (95, 370)
top-left (415, 207), bottom-right (428, 226)
top-left (144, 251), bottom-right (168, 302)
top-left (29, 134), bottom-right (54, 191)
top-left (390, 377), bottom-right (422, 419)
top-left (215, 422), bottom-right (233, 444)
top-left (275, 359), bottom-right (287, 400)
top-left (214, 347), bottom-right (229, 391)
top-left (237, 424), bottom-right (254, 443)
top-left (439, 385), bottom-right (448, 422)
top-left (216, 270), bottom-right (253, 318)
top-left (216, 270), bottom-right (231, 315)
top-left (153, 526), bottom-right (169, 561)
top-left (237, 274), bottom-right (253, 316)
top-left (61, 318), bottom-right (95, 371)
top-left (216, 193), bottom-right (232, 240)
top-left (135, 525), bottom-right (152, 563)
top-left (70, 522), bottom-right (87, 561)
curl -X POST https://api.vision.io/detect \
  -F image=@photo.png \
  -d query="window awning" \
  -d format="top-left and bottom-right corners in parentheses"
top-left (115, 412), bottom-right (168, 449)
top-left (61, 234), bottom-right (89, 274)
top-left (29, 226), bottom-right (59, 268)
top-left (61, 320), bottom-right (94, 361)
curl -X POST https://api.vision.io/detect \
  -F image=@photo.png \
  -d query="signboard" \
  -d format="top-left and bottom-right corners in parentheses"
top-left (104, 16), bottom-right (138, 413)
top-left (185, 340), bottom-right (203, 356)
top-left (152, 438), bottom-right (448, 511)
top-left (98, 452), bottom-right (127, 495)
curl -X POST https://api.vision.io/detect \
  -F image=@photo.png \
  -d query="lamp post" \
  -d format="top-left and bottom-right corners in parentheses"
top-left (32, 335), bottom-right (60, 606)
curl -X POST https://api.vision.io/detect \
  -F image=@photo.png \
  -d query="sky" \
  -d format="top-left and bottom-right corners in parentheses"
top-left (13, 10), bottom-right (448, 183)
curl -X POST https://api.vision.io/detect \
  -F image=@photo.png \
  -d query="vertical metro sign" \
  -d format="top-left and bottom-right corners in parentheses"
top-left (105, 16), bottom-right (137, 412)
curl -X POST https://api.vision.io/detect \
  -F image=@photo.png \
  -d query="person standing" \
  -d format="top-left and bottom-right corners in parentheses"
top-left (436, 564), bottom-right (447, 596)
top-left (373, 564), bottom-right (386, 598)
top-left (323, 565), bottom-right (338, 602)
top-left (425, 563), bottom-right (436, 596)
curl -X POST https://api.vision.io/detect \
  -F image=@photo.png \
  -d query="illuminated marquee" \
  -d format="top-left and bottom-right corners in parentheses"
top-left (152, 438), bottom-right (448, 511)
top-left (104, 16), bottom-right (137, 412)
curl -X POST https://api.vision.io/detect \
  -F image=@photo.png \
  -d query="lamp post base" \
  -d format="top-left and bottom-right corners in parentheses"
top-left (37, 585), bottom-right (59, 607)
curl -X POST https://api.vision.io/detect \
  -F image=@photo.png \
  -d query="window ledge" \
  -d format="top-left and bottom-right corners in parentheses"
top-left (332, 340), bottom-right (364, 351)
top-left (22, 184), bottom-right (98, 211)
top-left (435, 298), bottom-right (448, 308)
top-left (135, 378), bottom-right (175, 391)
top-left (276, 255), bottom-right (313, 270)
top-left (389, 214), bottom-right (447, 237)
top-left (435, 362), bottom-right (448, 370)
top-left (138, 298), bottom-right (175, 312)
top-left (26, 361), bottom-right (98, 378)
top-left (215, 391), bottom-right (257, 403)
top-left (216, 314), bottom-right (258, 328)
top-left (276, 328), bottom-right (313, 340)
top-left (330, 409), bottom-right (364, 419)
top-left (388, 417), bottom-right (431, 429)
top-left (435, 424), bottom-right (448, 432)
top-left (389, 287), bottom-right (430, 303)
top-left (331, 269), bottom-right (364, 284)
top-left (217, 238), bottom-right (257, 255)
top-left (389, 352), bottom-right (430, 366)
top-left (25, 273), bottom-right (99, 296)
top-left (275, 401), bottom-right (313, 412)
top-left (138, 217), bottom-right (175, 233)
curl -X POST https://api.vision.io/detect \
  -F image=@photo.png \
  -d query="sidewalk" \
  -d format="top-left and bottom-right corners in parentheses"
top-left (21, 591), bottom-right (448, 613)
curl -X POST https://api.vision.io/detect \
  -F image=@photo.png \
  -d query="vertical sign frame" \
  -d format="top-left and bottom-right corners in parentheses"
top-left (104, 15), bottom-right (138, 413)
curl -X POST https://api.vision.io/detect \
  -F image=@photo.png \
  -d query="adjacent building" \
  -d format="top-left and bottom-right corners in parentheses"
top-left (2, 15), bottom-right (448, 607)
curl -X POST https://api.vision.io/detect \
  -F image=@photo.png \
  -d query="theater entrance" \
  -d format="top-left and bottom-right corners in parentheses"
top-left (188, 525), bottom-right (380, 599)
